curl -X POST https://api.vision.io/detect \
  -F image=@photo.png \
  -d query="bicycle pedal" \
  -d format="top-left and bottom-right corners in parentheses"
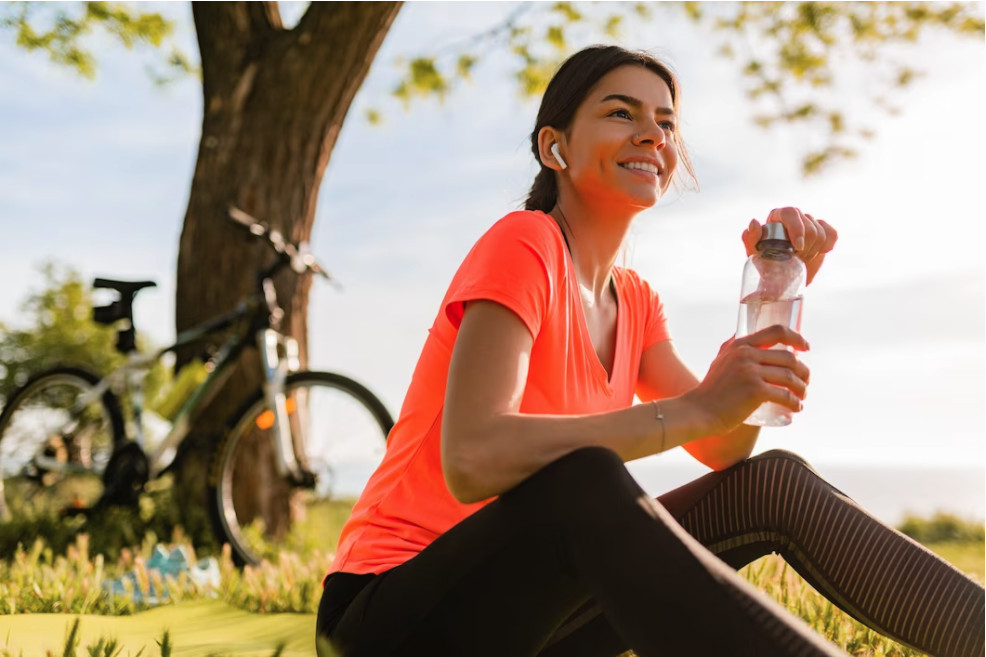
top-left (293, 469), bottom-right (317, 488)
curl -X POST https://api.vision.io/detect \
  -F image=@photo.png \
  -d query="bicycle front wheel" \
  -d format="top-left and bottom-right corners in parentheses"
top-left (209, 371), bottom-right (393, 566)
top-left (0, 367), bottom-right (125, 521)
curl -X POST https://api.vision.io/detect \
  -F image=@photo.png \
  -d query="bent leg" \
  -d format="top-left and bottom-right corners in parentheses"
top-left (326, 447), bottom-right (847, 657)
top-left (543, 450), bottom-right (985, 657)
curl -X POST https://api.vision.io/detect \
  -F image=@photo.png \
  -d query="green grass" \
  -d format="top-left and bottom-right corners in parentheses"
top-left (0, 508), bottom-right (981, 656)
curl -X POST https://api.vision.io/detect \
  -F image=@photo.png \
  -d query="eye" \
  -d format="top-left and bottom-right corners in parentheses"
top-left (659, 120), bottom-right (677, 133)
top-left (609, 108), bottom-right (633, 120)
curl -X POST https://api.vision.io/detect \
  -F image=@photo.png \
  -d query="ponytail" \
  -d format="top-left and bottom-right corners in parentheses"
top-left (524, 167), bottom-right (558, 212)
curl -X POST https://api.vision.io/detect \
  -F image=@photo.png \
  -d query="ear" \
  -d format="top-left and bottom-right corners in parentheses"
top-left (537, 127), bottom-right (567, 172)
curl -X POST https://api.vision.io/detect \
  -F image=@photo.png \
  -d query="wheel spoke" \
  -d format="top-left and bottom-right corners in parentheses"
top-left (210, 372), bottom-right (392, 566)
top-left (0, 370), bottom-right (119, 519)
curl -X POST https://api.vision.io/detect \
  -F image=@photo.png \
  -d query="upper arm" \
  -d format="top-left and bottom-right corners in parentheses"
top-left (442, 300), bottom-right (534, 488)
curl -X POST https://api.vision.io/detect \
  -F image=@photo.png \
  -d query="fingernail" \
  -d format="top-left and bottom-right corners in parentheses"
top-left (795, 237), bottom-right (805, 251)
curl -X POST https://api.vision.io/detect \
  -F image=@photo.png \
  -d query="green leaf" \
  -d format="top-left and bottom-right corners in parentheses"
top-left (408, 56), bottom-right (449, 98)
top-left (551, 2), bottom-right (582, 23)
top-left (604, 14), bottom-right (623, 38)
top-left (546, 25), bottom-right (565, 50)
top-left (2, 1), bottom-right (182, 80)
top-left (456, 53), bottom-right (477, 80)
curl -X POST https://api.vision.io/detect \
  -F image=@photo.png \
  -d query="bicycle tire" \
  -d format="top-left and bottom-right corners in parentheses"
top-left (208, 370), bottom-right (394, 566)
top-left (0, 367), bottom-right (125, 521)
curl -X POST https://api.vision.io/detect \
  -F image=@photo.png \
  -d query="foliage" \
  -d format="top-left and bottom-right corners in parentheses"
top-left (6, 2), bottom-right (983, 176)
top-left (386, 1), bottom-right (984, 176)
top-left (0, 532), bottom-right (980, 656)
top-left (0, 263), bottom-right (170, 411)
top-left (0, 474), bottom-right (189, 567)
top-left (0, 0), bottom-right (193, 83)
top-left (0, 507), bottom-right (981, 655)
top-left (898, 511), bottom-right (985, 544)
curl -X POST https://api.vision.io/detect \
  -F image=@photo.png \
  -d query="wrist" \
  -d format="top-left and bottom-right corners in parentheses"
top-left (655, 394), bottom-right (715, 451)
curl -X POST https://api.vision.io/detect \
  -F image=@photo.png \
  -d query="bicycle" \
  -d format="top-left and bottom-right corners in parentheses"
top-left (0, 207), bottom-right (394, 566)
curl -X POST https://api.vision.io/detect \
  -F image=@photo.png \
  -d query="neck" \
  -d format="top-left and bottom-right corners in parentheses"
top-left (551, 199), bottom-right (634, 301)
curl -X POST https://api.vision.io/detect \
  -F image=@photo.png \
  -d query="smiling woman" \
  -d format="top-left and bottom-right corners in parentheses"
top-left (313, 45), bottom-right (984, 657)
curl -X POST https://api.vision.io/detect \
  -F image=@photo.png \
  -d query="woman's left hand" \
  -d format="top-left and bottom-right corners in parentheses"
top-left (741, 207), bottom-right (838, 286)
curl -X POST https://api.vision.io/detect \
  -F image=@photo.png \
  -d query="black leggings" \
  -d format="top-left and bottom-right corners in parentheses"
top-left (316, 448), bottom-right (985, 657)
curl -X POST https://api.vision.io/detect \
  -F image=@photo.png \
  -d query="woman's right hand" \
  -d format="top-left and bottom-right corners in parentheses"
top-left (686, 325), bottom-right (811, 436)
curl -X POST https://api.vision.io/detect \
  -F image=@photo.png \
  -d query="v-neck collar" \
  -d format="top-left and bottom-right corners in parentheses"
top-left (540, 211), bottom-right (622, 393)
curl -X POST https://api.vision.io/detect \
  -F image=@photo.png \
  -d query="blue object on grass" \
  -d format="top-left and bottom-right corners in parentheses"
top-left (103, 545), bottom-right (221, 606)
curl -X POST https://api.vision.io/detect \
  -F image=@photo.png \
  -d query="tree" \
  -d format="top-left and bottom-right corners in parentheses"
top-left (4, 1), bottom-right (983, 544)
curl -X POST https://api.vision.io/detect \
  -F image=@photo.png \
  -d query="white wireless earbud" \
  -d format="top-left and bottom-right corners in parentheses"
top-left (551, 142), bottom-right (568, 170)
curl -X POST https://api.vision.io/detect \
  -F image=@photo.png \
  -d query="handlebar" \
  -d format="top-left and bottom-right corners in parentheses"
top-left (227, 206), bottom-right (334, 284)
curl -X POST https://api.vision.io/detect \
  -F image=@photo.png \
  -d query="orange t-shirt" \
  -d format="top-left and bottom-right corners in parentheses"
top-left (328, 210), bottom-right (671, 576)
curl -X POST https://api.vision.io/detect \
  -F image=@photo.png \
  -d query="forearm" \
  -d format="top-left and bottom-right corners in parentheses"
top-left (682, 422), bottom-right (761, 471)
top-left (442, 395), bottom-right (709, 504)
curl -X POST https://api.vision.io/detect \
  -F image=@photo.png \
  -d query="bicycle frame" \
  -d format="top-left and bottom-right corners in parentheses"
top-left (51, 294), bottom-right (305, 486)
top-left (23, 207), bottom-right (327, 507)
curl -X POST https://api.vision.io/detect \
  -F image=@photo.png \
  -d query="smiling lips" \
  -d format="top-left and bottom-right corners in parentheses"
top-left (619, 160), bottom-right (661, 176)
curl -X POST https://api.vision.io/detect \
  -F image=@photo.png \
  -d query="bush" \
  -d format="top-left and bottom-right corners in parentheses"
top-left (897, 511), bottom-right (985, 544)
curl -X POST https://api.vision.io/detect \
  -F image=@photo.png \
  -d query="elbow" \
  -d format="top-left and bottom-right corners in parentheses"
top-left (441, 430), bottom-right (490, 505)
top-left (705, 448), bottom-right (754, 472)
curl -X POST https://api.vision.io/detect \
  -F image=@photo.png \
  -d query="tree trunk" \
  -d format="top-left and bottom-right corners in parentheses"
top-left (173, 1), bottom-right (402, 545)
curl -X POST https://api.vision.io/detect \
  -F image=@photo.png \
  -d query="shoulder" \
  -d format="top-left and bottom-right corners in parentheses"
top-left (613, 266), bottom-right (656, 298)
top-left (481, 210), bottom-right (564, 252)
top-left (462, 210), bottom-right (567, 272)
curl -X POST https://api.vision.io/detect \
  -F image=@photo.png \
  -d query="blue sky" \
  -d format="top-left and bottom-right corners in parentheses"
top-left (1, 2), bottom-right (983, 487)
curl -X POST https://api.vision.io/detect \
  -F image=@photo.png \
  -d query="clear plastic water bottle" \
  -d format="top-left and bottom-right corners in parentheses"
top-left (736, 223), bottom-right (807, 427)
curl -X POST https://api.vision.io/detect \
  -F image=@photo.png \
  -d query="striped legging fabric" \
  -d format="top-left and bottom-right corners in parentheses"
top-left (543, 449), bottom-right (985, 657)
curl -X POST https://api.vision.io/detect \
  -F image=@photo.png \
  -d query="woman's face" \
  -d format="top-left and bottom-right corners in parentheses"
top-left (561, 65), bottom-right (679, 212)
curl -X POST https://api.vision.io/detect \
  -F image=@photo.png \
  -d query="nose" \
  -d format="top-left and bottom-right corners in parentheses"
top-left (633, 120), bottom-right (668, 150)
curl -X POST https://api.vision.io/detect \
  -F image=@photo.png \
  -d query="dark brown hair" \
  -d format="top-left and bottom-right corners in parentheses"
top-left (524, 45), bottom-right (696, 212)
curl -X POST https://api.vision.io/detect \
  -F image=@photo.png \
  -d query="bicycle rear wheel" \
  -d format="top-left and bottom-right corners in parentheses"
top-left (0, 367), bottom-right (125, 520)
top-left (208, 371), bottom-right (393, 566)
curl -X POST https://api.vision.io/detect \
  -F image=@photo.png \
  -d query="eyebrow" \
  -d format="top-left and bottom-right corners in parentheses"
top-left (600, 93), bottom-right (675, 116)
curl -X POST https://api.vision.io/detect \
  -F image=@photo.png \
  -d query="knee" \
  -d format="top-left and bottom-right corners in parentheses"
top-left (749, 448), bottom-right (814, 471)
top-left (540, 446), bottom-right (627, 491)
top-left (504, 446), bottom-right (635, 508)
top-left (747, 449), bottom-right (837, 494)
top-left (556, 445), bottom-right (625, 473)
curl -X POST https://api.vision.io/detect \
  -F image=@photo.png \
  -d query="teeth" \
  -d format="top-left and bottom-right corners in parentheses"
top-left (621, 161), bottom-right (659, 175)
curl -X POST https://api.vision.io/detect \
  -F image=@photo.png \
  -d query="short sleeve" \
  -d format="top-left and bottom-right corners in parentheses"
top-left (444, 211), bottom-right (562, 340)
top-left (638, 275), bottom-right (672, 351)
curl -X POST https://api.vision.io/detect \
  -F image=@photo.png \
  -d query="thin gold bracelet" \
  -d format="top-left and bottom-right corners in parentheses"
top-left (651, 399), bottom-right (666, 453)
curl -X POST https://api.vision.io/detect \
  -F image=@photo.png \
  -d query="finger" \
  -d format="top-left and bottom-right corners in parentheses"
top-left (801, 213), bottom-right (823, 258)
top-left (816, 219), bottom-right (838, 253)
top-left (759, 364), bottom-right (808, 401)
top-left (737, 324), bottom-right (809, 352)
top-left (754, 349), bottom-right (811, 384)
top-left (759, 381), bottom-right (805, 412)
top-left (766, 207), bottom-right (807, 252)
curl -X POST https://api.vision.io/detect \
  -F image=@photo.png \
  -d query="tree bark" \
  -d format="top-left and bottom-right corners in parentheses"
top-left (173, 1), bottom-right (402, 544)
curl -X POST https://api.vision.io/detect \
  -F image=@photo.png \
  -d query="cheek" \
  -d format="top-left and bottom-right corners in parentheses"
top-left (665, 143), bottom-right (680, 174)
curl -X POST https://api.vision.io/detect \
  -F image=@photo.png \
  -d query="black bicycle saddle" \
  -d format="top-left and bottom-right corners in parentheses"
top-left (93, 278), bottom-right (157, 296)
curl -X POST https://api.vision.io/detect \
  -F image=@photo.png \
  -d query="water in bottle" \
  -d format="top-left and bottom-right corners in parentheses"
top-left (735, 223), bottom-right (806, 427)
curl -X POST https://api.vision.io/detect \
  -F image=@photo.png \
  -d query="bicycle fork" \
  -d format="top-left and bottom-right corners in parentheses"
top-left (257, 328), bottom-right (312, 486)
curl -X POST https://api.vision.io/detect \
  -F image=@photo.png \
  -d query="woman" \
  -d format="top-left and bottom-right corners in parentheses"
top-left (316, 45), bottom-right (984, 657)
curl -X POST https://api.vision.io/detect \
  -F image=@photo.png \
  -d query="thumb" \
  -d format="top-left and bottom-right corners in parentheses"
top-left (741, 219), bottom-right (760, 257)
